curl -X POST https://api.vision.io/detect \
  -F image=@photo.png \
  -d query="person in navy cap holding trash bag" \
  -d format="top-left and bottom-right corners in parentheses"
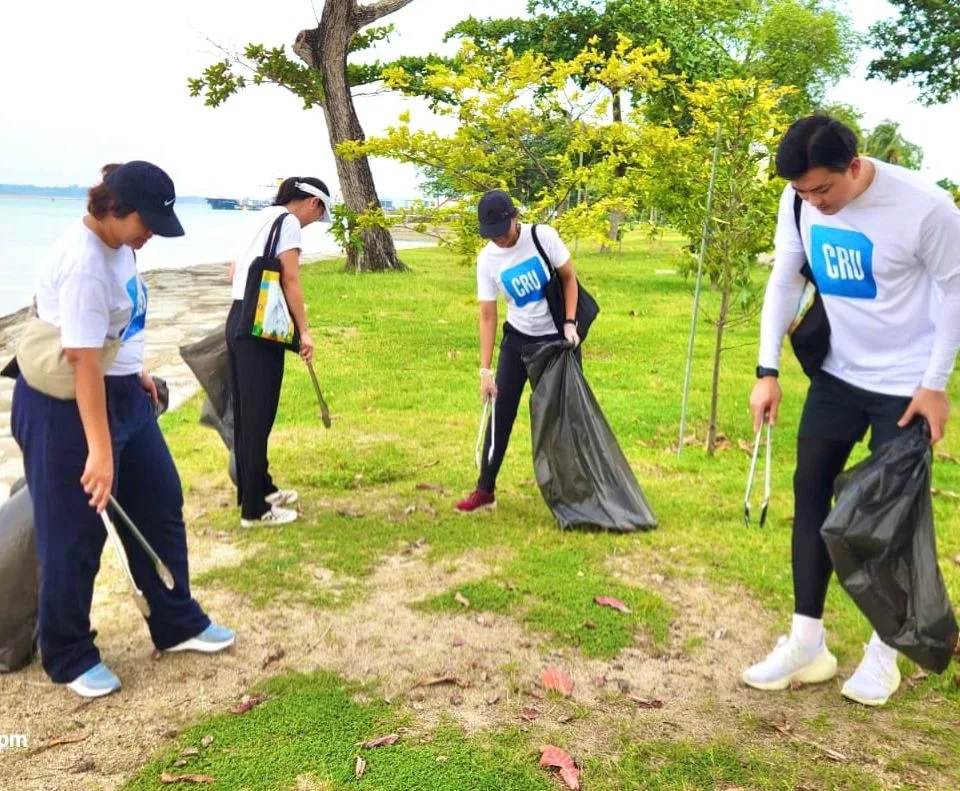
top-left (456, 190), bottom-right (581, 513)
top-left (10, 161), bottom-right (235, 699)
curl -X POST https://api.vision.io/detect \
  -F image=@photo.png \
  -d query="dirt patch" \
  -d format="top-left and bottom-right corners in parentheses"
top-left (0, 533), bottom-right (948, 790)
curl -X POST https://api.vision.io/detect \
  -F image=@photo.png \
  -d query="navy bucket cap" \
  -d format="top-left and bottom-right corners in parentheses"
top-left (477, 190), bottom-right (517, 239)
top-left (105, 160), bottom-right (185, 237)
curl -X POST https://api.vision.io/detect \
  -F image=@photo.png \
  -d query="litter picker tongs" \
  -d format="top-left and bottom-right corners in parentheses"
top-left (474, 397), bottom-right (496, 469)
top-left (744, 418), bottom-right (772, 527)
top-left (306, 360), bottom-right (332, 429)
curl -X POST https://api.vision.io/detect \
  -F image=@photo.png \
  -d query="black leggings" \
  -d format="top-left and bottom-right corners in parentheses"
top-left (226, 300), bottom-right (285, 520)
top-left (477, 323), bottom-right (578, 492)
top-left (792, 372), bottom-right (911, 617)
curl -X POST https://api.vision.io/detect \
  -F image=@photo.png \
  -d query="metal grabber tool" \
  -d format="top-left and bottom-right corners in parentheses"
top-left (108, 495), bottom-right (176, 590)
top-left (744, 417), bottom-right (772, 527)
top-left (100, 510), bottom-right (151, 617)
top-left (474, 397), bottom-right (496, 469)
top-left (306, 360), bottom-right (332, 428)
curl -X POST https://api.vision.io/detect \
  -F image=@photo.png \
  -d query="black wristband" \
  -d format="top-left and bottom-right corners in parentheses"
top-left (756, 366), bottom-right (779, 379)
top-left (563, 319), bottom-right (578, 326)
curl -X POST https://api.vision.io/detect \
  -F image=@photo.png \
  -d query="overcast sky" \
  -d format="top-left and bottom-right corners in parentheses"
top-left (1, 0), bottom-right (956, 200)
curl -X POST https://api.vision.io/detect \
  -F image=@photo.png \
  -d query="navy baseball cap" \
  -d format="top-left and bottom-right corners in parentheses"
top-left (477, 190), bottom-right (517, 239)
top-left (105, 161), bottom-right (185, 237)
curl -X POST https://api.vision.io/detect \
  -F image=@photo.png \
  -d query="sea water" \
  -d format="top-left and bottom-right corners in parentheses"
top-left (0, 195), bottom-right (360, 317)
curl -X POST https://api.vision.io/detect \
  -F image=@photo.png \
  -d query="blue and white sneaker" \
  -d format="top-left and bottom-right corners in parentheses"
top-left (166, 624), bottom-right (236, 654)
top-left (66, 662), bottom-right (121, 698)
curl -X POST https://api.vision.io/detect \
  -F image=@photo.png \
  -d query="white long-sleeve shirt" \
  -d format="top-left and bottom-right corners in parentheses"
top-left (758, 158), bottom-right (960, 396)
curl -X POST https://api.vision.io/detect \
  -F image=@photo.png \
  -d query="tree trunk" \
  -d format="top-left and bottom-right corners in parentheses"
top-left (603, 91), bottom-right (625, 247)
top-left (706, 282), bottom-right (731, 455)
top-left (295, 0), bottom-right (414, 272)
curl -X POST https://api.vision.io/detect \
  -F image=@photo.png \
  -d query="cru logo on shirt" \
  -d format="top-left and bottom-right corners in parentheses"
top-left (121, 276), bottom-right (148, 341)
top-left (810, 225), bottom-right (877, 300)
top-left (501, 256), bottom-right (548, 307)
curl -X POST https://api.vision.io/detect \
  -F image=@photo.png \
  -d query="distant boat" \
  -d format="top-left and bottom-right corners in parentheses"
top-left (206, 197), bottom-right (272, 211)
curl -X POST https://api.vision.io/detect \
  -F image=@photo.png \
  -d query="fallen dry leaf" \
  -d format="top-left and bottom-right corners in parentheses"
top-left (451, 637), bottom-right (467, 647)
top-left (200, 736), bottom-right (214, 748)
top-left (520, 706), bottom-right (541, 721)
top-left (931, 487), bottom-right (960, 500)
top-left (355, 756), bottom-right (366, 779)
top-left (542, 667), bottom-right (575, 697)
top-left (629, 696), bottom-right (664, 709)
top-left (179, 748), bottom-right (200, 758)
top-left (557, 714), bottom-right (575, 724)
top-left (403, 504), bottom-right (416, 515)
top-left (905, 670), bottom-right (929, 689)
top-left (159, 772), bottom-right (216, 785)
top-left (29, 730), bottom-right (90, 754)
top-left (454, 591), bottom-right (471, 607)
top-left (539, 745), bottom-right (581, 790)
top-left (336, 508), bottom-right (365, 518)
top-left (594, 596), bottom-right (631, 613)
top-left (486, 693), bottom-right (500, 705)
top-left (231, 693), bottom-right (268, 715)
top-left (954, 554), bottom-right (960, 567)
top-left (362, 733), bottom-right (399, 749)
top-left (261, 647), bottom-right (285, 670)
top-left (935, 450), bottom-right (959, 464)
top-left (416, 482), bottom-right (444, 493)
top-left (414, 674), bottom-right (467, 688)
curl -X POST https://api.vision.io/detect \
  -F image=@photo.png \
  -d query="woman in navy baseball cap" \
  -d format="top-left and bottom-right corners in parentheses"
top-left (10, 162), bottom-right (234, 699)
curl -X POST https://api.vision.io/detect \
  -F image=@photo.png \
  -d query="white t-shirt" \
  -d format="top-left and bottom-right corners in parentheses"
top-left (231, 206), bottom-right (302, 301)
top-left (34, 220), bottom-right (140, 376)
top-left (110, 253), bottom-right (149, 376)
top-left (476, 223), bottom-right (571, 337)
top-left (759, 159), bottom-right (960, 395)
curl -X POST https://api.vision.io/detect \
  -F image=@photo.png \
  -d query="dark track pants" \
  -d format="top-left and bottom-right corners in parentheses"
top-left (226, 300), bottom-right (284, 520)
top-left (11, 374), bottom-right (209, 683)
top-left (792, 371), bottom-right (912, 618)
top-left (477, 323), bottom-right (576, 492)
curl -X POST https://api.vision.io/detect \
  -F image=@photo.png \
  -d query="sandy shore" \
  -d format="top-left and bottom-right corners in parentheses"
top-left (0, 262), bottom-right (236, 499)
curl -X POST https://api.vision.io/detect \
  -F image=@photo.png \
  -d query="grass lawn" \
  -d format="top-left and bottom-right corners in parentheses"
top-left (127, 231), bottom-right (960, 790)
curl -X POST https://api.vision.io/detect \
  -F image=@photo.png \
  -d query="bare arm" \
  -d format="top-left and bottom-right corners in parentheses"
top-left (278, 248), bottom-right (309, 334)
top-left (65, 348), bottom-right (112, 511)
top-left (479, 300), bottom-right (498, 370)
top-left (556, 258), bottom-right (579, 321)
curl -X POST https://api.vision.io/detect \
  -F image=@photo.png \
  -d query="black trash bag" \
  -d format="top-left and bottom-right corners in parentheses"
top-left (821, 421), bottom-right (959, 673)
top-left (180, 325), bottom-right (234, 450)
top-left (523, 341), bottom-right (657, 532)
top-left (0, 486), bottom-right (39, 672)
top-left (152, 375), bottom-right (169, 417)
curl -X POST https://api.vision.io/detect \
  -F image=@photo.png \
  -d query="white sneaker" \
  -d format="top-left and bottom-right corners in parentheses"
top-left (240, 505), bottom-right (298, 528)
top-left (266, 489), bottom-right (299, 507)
top-left (841, 642), bottom-right (901, 707)
top-left (742, 634), bottom-right (838, 691)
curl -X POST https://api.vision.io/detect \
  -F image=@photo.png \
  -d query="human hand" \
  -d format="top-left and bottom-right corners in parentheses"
top-left (140, 371), bottom-right (158, 407)
top-left (563, 322), bottom-right (580, 349)
top-left (299, 330), bottom-right (315, 365)
top-left (749, 376), bottom-right (781, 432)
top-left (898, 387), bottom-right (950, 444)
top-left (480, 370), bottom-right (498, 403)
top-left (81, 448), bottom-right (113, 512)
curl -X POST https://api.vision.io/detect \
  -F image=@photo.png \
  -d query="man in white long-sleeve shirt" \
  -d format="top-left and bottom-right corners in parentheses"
top-left (743, 115), bottom-right (960, 706)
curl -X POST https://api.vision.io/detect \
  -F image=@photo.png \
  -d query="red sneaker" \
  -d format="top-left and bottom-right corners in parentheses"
top-left (455, 488), bottom-right (496, 513)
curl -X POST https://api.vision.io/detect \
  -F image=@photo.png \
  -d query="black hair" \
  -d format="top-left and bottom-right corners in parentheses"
top-left (87, 163), bottom-right (137, 219)
top-left (775, 115), bottom-right (859, 179)
top-left (273, 176), bottom-right (330, 206)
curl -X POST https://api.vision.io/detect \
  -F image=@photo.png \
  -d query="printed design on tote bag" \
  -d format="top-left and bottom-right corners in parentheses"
top-left (252, 271), bottom-right (295, 344)
top-left (501, 256), bottom-right (550, 307)
top-left (121, 276), bottom-right (148, 341)
top-left (809, 225), bottom-right (877, 300)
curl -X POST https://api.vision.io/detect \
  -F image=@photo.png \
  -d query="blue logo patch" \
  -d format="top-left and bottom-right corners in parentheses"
top-left (122, 276), bottom-right (148, 341)
top-left (501, 256), bottom-right (548, 307)
top-left (809, 225), bottom-right (876, 300)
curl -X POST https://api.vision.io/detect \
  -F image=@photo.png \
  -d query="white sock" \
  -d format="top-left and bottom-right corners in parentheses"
top-left (868, 632), bottom-right (898, 667)
top-left (791, 614), bottom-right (825, 652)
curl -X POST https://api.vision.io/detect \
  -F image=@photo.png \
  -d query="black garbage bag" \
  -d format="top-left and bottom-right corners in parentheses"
top-left (0, 486), bottom-right (39, 672)
top-left (821, 421), bottom-right (959, 673)
top-left (180, 325), bottom-right (234, 450)
top-left (523, 341), bottom-right (657, 532)
top-left (153, 375), bottom-right (169, 417)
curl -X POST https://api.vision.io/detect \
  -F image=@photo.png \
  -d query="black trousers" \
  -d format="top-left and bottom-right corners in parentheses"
top-left (226, 300), bottom-right (284, 520)
top-left (477, 323), bottom-right (578, 492)
top-left (792, 371), bottom-right (912, 618)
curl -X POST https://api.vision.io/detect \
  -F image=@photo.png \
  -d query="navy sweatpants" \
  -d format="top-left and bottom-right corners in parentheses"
top-left (11, 374), bottom-right (210, 683)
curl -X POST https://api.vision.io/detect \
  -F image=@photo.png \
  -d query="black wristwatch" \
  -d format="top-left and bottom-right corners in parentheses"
top-left (564, 319), bottom-right (578, 328)
top-left (756, 366), bottom-right (779, 379)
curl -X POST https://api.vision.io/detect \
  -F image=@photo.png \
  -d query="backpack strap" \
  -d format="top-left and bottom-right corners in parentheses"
top-left (263, 212), bottom-right (289, 259)
top-left (530, 224), bottom-right (554, 280)
top-left (794, 192), bottom-right (816, 284)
